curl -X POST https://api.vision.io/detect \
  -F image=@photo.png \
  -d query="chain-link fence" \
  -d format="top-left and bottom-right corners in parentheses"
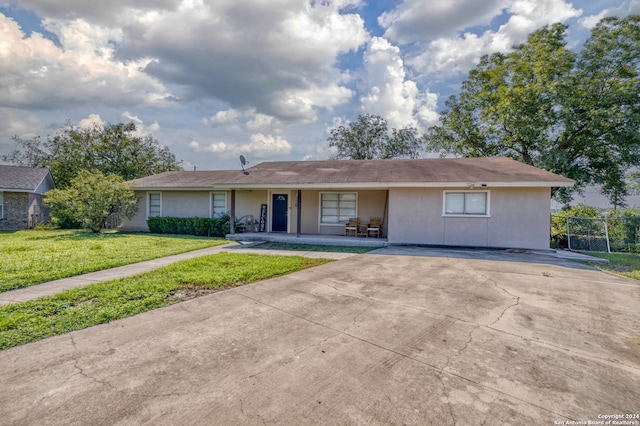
top-left (552, 214), bottom-right (640, 252)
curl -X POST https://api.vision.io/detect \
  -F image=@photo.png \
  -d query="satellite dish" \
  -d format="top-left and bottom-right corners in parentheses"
top-left (239, 155), bottom-right (249, 175)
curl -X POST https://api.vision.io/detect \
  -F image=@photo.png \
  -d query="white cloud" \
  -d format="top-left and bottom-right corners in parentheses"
top-left (204, 109), bottom-right (242, 126)
top-left (240, 134), bottom-right (292, 158)
top-left (0, 108), bottom-right (42, 157)
top-left (0, 13), bottom-right (172, 110)
top-left (202, 108), bottom-right (283, 134)
top-left (246, 113), bottom-right (281, 133)
top-left (187, 133), bottom-right (291, 159)
top-left (121, 111), bottom-right (160, 134)
top-left (78, 114), bottom-right (105, 128)
top-left (380, 0), bottom-right (510, 43)
top-left (118, 0), bottom-right (368, 121)
top-left (406, 0), bottom-right (582, 78)
top-left (188, 140), bottom-right (228, 154)
top-left (1, 0), bottom-right (368, 122)
top-left (580, 0), bottom-right (640, 28)
top-left (359, 37), bottom-right (439, 130)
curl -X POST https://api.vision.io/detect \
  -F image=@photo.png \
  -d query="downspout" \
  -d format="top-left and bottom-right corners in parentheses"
top-left (230, 189), bottom-right (236, 235)
top-left (383, 189), bottom-right (389, 238)
top-left (297, 189), bottom-right (302, 237)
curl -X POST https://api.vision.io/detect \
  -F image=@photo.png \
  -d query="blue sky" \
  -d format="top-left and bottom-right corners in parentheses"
top-left (0, 0), bottom-right (638, 170)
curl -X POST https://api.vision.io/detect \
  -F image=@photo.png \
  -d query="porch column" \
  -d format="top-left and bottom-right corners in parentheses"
top-left (230, 189), bottom-right (236, 235)
top-left (296, 189), bottom-right (302, 237)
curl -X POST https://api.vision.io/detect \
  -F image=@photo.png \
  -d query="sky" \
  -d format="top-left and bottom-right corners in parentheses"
top-left (1, 0), bottom-right (639, 171)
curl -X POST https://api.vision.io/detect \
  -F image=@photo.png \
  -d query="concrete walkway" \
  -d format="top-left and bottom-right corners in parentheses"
top-left (0, 242), bottom-right (358, 305)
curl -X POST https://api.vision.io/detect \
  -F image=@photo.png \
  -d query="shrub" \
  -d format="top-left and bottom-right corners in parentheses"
top-left (147, 215), bottom-right (244, 237)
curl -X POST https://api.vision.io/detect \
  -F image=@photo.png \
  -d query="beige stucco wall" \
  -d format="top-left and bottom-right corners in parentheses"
top-left (235, 190), bottom-right (268, 231)
top-left (121, 189), bottom-right (271, 232)
top-left (388, 187), bottom-right (551, 250)
top-left (296, 190), bottom-right (386, 235)
top-left (121, 187), bottom-right (551, 248)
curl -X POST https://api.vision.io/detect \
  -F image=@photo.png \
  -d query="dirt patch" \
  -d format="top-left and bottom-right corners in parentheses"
top-left (604, 264), bottom-right (634, 273)
top-left (169, 285), bottom-right (217, 302)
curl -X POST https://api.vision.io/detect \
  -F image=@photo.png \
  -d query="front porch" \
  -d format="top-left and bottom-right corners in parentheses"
top-left (227, 232), bottom-right (388, 248)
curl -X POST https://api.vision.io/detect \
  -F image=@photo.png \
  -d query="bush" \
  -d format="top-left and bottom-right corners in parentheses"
top-left (45, 171), bottom-right (137, 233)
top-left (147, 215), bottom-right (244, 237)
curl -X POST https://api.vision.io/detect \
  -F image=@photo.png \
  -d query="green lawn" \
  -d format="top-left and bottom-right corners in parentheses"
top-left (0, 252), bottom-right (332, 350)
top-left (254, 242), bottom-right (376, 253)
top-left (0, 230), bottom-right (228, 292)
top-left (586, 252), bottom-right (640, 280)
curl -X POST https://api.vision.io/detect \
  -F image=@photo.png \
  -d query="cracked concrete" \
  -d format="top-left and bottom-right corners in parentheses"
top-left (0, 248), bottom-right (639, 425)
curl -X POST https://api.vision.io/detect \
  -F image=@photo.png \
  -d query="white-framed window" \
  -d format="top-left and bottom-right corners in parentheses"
top-left (210, 192), bottom-right (227, 218)
top-left (0, 191), bottom-right (3, 219)
top-left (320, 192), bottom-right (357, 224)
top-left (443, 191), bottom-right (490, 216)
top-left (148, 192), bottom-right (162, 217)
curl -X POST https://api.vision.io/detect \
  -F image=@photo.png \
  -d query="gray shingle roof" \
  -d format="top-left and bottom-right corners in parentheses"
top-left (130, 157), bottom-right (574, 189)
top-left (0, 165), bottom-right (53, 192)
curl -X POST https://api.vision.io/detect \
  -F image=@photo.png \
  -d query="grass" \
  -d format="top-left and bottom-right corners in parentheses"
top-left (0, 252), bottom-right (332, 350)
top-left (254, 242), bottom-right (376, 254)
top-left (585, 252), bottom-right (640, 280)
top-left (0, 230), bottom-right (228, 292)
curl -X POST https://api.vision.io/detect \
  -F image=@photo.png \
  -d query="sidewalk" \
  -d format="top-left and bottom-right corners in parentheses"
top-left (0, 242), bottom-right (358, 305)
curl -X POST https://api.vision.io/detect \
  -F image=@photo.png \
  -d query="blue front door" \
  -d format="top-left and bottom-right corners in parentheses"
top-left (272, 194), bottom-right (288, 232)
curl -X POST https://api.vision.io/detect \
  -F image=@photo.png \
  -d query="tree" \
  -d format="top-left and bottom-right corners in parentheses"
top-left (2, 121), bottom-right (182, 188)
top-left (328, 114), bottom-right (423, 160)
top-left (44, 171), bottom-right (138, 233)
top-left (426, 16), bottom-right (640, 206)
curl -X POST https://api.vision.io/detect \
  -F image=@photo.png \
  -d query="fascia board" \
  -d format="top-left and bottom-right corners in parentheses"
top-left (131, 180), bottom-right (573, 191)
top-left (0, 188), bottom-right (34, 193)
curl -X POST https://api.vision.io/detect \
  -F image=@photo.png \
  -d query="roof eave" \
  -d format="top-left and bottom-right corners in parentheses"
top-left (131, 180), bottom-right (574, 191)
top-left (0, 188), bottom-right (36, 193)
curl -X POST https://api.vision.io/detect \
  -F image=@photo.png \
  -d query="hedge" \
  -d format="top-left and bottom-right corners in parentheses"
top-left (147, 215), bottom-right (243, 237)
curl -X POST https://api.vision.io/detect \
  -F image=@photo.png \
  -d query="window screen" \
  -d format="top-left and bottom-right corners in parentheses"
top-left (444, 192), bottom-right (487, 215)
top-left (211, 193), bottom-right (226, 218)
top-left (321, 193), bottom-right (357, 224)
top-left (149, 193), bottom-right (161, 217)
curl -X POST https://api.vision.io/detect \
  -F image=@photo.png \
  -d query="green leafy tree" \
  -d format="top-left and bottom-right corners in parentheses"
top-left (426, 16), bottom-right (640, 206)
top-left (328, 114), bottom-right (423, 160)
top-left (44, 171), bottom-right (138, 233)
top-left (3, 121), bottom-right (182, 188)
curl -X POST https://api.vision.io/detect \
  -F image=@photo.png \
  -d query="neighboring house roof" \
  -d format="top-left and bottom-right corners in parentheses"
top-left (0, 165), bottom-right (55, 193)
top-left (130, 157), bottom-right (575, 190)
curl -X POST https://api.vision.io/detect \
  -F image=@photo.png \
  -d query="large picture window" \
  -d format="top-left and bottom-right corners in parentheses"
top-left (148, 192), bottom-right (161, 217)
top-left (321, 193), bottom-right (357, 224)
top-left (443, 191), bottom-right (489, 216)
top-left (211, 192), bottom-right (227, 218)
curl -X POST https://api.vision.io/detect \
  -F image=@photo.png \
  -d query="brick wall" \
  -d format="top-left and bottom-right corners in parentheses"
top-left (0, 192), bottom-right (30, 230)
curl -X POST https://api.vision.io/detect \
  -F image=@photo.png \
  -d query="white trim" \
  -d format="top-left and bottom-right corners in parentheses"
top-left (147, 191), bottom-right (162, 218)
top-left (131, 181), bottom-right (572, 191)
top-left (318, 191), bottom-right (358, 229)
top-left (209, 191), bottom-right (227, 218)
top-left (0, 188), bottom-right (35, 193)
top-left (442, 190), bottom-right (491, 217)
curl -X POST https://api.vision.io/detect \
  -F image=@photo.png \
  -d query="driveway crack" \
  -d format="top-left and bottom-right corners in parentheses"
top-left (69, 336), bottom-right (118, 391)
top-left (436, 372), bottom-right (456, 425)
top-left (474, 271), bottom-right (520, 327)
top-left (231, 290), bottom-right (573, 422)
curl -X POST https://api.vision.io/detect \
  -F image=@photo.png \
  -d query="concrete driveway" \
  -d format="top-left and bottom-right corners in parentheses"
top-left (1, 249), bottom-right (639, 425)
